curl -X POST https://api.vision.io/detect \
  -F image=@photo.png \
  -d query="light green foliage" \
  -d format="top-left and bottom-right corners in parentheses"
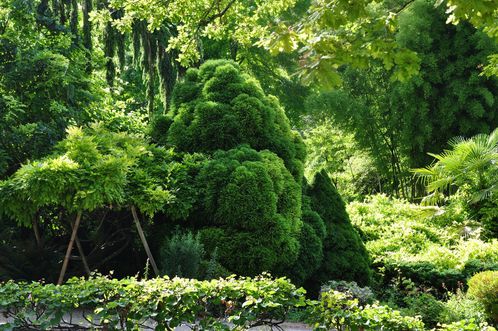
top-left (440, 290), bottom-right (488, 324)
top-left (306, 171), bottom-right (371, 287)
top-left (321, 280), bottom-right (375, 306)
top-left (159, 230), bottom-right (204, 279)
top-left (348, 195), bottom-right (498, 269)
top-left (308, 290), bottom-right (425, 331)
top-left (166, 59), bottom-right (305, 179)
top-left (415, 128), bottom-right (498, 237)
top-left (0, 0), bottom-right (101, 178)
top-left (304, 120), bottom-right (381, 200)
top-left (305, 0), bottom-right (498, 198)
top-left (106, 0), bottom-right (297, 66)
top-left (196, 146), bottom-right (302, 276)
top-left (348, 195), bottom-right (450, 260)
top-left (438, 319), bottom-right (497, 331)
top-left (468, 271), bottom-right (498, 322)
top-left (0, 125), bottom-right (182, 226)
top-left (261, 0), bottom-right (421, 88)
top-left (0, 274), bottom-right (307, 330)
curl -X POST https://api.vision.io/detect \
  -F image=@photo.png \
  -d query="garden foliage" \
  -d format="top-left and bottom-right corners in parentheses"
top-left (468, 271), bottom-right (498, 323)
top-left (0, 274), bottom-right (306, 331)
top-left (2, 276), bottom-right (495, 331)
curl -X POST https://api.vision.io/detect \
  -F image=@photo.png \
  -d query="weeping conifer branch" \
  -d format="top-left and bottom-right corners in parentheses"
top-left (82, 0), bottom-right (93, 71)
top-left (51, 0), bottom-right (59, 19)
top-left (140, 26), bottom-right (157, 116)
top-left (70, 0), bottom-right (78, 43)
top-left (157, 26), bottom-right (177, 112)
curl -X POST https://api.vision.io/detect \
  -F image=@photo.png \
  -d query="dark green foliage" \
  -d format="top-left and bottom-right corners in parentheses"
top-left (194, 146), bottom-right (302, 276)
top-left (289, 222), bottom-right (323, 285)
top-left (395, 0), bottom-right (498, 167)
top-left (289, 197), bottom-right (326, 285)
top-left (403, 293), bottom-right (446, 328)
top-left (148, 114), bottom-right (173, 146)
top-left (199, 247), bottom-right (230, 280)
top-left (306, 171), bottom-right (371, 288)
top-left (0, 0), bottom-right (103, 179)
top-left (159, 230), bottom-right (204, 278)
top-left (381, 260), bottom-right (498, 296)
top-left (166, 59), bottom-right (305, 179)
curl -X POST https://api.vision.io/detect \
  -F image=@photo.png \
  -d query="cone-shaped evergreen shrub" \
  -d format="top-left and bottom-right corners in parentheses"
top-left (289, 197), bottom-right (326, 285)
top-left (165, 59), bottom-right (305, 179)
top-left (306, 171), bottom-right (371, 289)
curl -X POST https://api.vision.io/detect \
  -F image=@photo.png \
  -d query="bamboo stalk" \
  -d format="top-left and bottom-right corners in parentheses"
top-left (58, 211), bottom-right (82, 285)
top-left (131, 206), bottom-right (159, 276)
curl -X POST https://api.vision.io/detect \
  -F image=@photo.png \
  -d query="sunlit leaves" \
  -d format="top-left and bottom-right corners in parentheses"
top-left (107, 0), bottom-right (297, 66)
top-left (262, 0), bottom-right (421, 88)
top-left (0, 124), bottom-right (177, 226)
top-left (414, 128), bottom-right (498, 206)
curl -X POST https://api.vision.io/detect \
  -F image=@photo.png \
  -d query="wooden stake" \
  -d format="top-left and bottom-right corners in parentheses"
top-left (58, 211), bottom-right (82, 285)
top-left (131, 206), bottom-right (159, 276)
top-left (69, 217), bottom-right (91, 276)
top-left (74, 234), bottom-right (91, 276)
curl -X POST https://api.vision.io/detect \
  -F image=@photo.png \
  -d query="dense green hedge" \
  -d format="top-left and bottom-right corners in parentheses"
top-left (381, 260), bottom-right (498, 296)
top-left (2, 276), bottom-right (494, 331)
top-left (0, 274), bottom-right (306, 331)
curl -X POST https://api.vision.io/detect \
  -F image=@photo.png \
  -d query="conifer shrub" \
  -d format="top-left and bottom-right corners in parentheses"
top-left (306, 171), bottom-right (371, 288)
top-left (159, 230), bottom-right (204, 278)
top-left (165, 59), bottom-right (305, 179)
top-left (195, 146), bottom-right (302, 276)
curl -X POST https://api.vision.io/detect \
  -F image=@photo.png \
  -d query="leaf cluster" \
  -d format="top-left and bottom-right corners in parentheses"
top-left (0, 273), bottom-right (307, 331)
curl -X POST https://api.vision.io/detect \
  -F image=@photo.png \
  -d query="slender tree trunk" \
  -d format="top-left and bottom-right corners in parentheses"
top-left (131, 206), bottom-right (159, 276)
top-left (58, 211), bottom-right (82, 285)
top-left (32, 212), bottom-right (42, 249)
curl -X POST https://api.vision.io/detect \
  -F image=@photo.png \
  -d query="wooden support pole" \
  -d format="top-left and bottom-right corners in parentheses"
top-left (75, 235), bottom-right (91, 276)
top-left (69, 216), bottom-right (91, 276)
top-left (58, 211), bottom-right (82, 285)
top-left (131, 206), bottom-right (159, 277)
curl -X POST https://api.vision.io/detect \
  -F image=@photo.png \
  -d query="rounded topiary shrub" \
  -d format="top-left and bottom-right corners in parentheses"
top-left (164, 59), bottom-right (305, 179)
top-left (306, 171), bottom-right (371, 289)
top-left (194, 146), bottom-right (302, 276)
top-left (468, 270), bottom-right (498, 322)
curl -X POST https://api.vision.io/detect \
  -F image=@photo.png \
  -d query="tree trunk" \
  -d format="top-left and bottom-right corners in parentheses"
top-left (58, 211), bottom-right (82, 285)
top-left (131, 206), bottom-right (159, 276)
top-left (32, 212), bottom-right (42, 249)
